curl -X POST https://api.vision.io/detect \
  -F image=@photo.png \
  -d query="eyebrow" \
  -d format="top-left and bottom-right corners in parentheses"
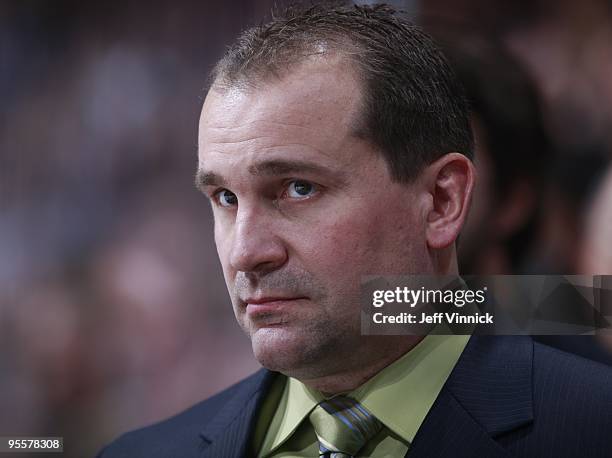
top-left (195, 159), bottom-right (348, 191)
top-left (195, 171), bottom-right (226, 189)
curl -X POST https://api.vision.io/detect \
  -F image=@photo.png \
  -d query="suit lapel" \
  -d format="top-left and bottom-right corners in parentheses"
top-left (406, 389), bottom-right (513, 457)
top-left (407, 336), bottom-right (534, 458)
top-left (199, 369), bottom-right (278, 458)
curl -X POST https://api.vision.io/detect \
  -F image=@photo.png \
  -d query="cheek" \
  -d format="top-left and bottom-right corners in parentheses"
top-left (293, 202), bottom-right (424, 278)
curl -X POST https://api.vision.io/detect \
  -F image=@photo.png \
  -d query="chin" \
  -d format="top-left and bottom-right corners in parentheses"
top-left (250, 327), bottom-right (319, 374)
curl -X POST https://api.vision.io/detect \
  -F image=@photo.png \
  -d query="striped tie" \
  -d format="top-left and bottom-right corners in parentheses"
top-left (308, 396), bottom-right (382, 458)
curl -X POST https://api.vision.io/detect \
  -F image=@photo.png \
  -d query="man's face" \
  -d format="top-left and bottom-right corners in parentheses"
top-left (197, 56), bottom-right (431, 379)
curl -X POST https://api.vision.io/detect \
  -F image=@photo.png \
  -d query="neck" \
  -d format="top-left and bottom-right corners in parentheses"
top-left (297, 335), bottom-right (425, 395)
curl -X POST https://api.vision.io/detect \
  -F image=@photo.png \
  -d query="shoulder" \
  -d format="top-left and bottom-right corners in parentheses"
top-left (96, 369), bottom-right (272, 458)
top-left (516, 340), bottom-right (612, 454)
top-left (452, 336), bottom-right (612, 455)
top-left (532, 339), bottom-right (612, 406)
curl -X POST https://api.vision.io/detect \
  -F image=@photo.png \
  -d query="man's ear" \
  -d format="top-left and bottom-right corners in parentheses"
top-left (423, 153), bottom-right (476, 250)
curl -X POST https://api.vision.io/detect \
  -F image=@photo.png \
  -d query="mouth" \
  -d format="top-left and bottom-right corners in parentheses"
top-left (242, 296), bottom-right (308, 325)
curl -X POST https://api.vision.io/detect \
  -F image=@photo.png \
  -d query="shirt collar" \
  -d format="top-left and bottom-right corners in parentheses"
top-left (260, 374), bottom-right (324, 454)
top-left (350, 334), bottom-right (469, 443)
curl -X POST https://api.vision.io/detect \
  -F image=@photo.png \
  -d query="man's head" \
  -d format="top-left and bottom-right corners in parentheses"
top-left (196, 3), bottom-right (475, 385)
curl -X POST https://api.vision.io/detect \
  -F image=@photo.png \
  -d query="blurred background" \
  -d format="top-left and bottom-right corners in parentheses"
top-left (1, 0), bottom-right (612, 456)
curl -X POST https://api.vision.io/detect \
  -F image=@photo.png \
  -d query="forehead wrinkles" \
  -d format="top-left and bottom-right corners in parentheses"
top-left (199, 114), bottom-right (359, 170)
top-left (202, 119), bottom-right (331, 148)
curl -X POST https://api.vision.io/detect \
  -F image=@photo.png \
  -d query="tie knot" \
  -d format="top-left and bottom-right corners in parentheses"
top-left (309, 396), bottom-right (382, 457)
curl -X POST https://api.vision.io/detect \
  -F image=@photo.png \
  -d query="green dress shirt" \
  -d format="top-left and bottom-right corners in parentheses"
top-left (252, 334), bottom-right (470, 457)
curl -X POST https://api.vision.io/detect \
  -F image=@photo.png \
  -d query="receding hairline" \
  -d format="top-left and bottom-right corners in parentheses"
top-left (207, 49), bottom-right (372, 143)
top-left (210, 43), bottom-right (361, 92)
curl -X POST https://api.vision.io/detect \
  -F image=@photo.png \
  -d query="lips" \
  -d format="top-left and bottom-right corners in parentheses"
top-left (245, 296), bottom-right (304, 305)
top-left (243, 296), bottom-right (307, 324)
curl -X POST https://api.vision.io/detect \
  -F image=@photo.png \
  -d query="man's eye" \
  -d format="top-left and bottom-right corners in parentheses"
top-left (216, 189), bottom-right (238, 207)
top-left (286, 180), bottom-right (316, 198)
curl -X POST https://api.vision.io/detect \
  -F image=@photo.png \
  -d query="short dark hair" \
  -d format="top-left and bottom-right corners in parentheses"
top-left (210, 2), bottom-right (473, 182)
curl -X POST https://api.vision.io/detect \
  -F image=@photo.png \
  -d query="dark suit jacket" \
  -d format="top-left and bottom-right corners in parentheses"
top-left (97, 336), bottom-right (612, 457)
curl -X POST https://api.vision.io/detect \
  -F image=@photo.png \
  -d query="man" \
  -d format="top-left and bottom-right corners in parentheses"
top-left (98, 4), bottom-right (612, 457)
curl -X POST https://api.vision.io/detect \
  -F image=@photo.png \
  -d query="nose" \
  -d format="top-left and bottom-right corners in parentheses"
top-left (227, 207), bottom-right (288, 274)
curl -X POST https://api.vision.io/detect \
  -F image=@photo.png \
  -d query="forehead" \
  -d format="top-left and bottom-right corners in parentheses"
top-left (198, 56), bottom-right (366, 170)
